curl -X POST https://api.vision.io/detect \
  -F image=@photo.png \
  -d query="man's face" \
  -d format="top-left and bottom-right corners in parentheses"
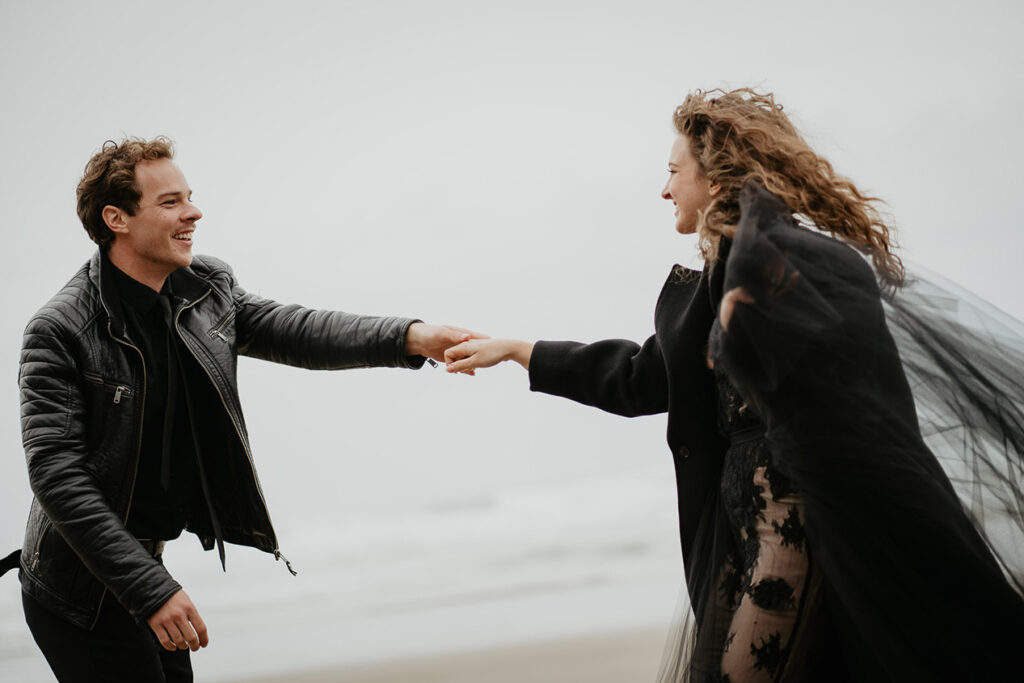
top-left (113, 158), bottom-right (202, 277)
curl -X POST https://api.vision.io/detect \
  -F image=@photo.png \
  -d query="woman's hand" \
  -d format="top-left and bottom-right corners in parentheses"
top-left (445, 339), bottom-right (534, 375)
top-left (720, 287), bottom-right (754, 332)
top-left (404, 323), bottom-right (489, 363)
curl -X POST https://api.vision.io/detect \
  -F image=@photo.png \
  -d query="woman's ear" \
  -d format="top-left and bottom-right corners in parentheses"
top-left (709, 182), bottom-right (722, 197)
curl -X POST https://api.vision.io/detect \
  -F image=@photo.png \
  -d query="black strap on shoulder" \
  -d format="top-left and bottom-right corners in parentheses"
top-left (0, 549), bottom-right (21, 577)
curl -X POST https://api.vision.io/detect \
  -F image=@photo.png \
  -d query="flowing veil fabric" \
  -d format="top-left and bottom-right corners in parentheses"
top-left (883, 266), bottom-right (1024, 584)
top-left (656, 182), bottom-right (1024, 682)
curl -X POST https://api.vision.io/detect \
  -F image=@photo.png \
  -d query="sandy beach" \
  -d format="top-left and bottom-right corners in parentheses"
top-left (235, 627), bottom-right (667, 683)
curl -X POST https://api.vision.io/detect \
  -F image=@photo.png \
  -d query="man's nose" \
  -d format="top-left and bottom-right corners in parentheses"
top-left (185, 202), bottom-right (203, 222)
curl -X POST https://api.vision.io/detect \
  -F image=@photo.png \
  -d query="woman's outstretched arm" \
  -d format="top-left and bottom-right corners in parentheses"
top-left (445, 338), bottom-right (534, 374)
top-left (446, 334), bottom-right (669, 418)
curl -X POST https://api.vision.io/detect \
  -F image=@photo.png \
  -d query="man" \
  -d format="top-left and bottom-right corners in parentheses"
top-left (1, 137), bottom-right (477, 681)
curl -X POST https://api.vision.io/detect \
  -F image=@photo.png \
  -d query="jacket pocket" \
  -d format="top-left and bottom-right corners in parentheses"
top-left (208, 307), bottom-right (237, 342)
top-left (82, 373), bottom-right (134, 404)
top-left (30, 519), bottom-right (52, 572)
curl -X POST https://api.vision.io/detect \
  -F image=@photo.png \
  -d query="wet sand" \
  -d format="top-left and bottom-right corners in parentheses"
top-left (236, 627), bottom-right (667, 683)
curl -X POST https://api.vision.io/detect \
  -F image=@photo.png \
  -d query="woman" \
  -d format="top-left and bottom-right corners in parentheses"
top-left (445, 88), bottom-right (1024, 681)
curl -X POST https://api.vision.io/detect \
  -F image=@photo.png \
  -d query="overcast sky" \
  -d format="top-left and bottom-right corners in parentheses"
top-left (1, 0), bottom-right (1021, 669)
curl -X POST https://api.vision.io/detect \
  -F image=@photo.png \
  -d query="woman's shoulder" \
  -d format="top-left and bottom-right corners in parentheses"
top-left (738, 181), bottom-right (879, 291)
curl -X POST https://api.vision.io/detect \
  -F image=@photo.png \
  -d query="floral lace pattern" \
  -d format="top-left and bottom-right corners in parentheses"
top-left (712, 368), bottom-right (809, 683)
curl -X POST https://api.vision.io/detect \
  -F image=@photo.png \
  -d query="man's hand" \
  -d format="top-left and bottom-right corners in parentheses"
top-left (147, 589), bottom-right (209, 652)
top-left (404, 323), bottom-right (488, 364)
top-left (445, 339), bottom-right (534, 374)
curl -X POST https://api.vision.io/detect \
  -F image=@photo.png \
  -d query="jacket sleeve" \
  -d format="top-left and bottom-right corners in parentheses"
top-left (19, 316), bottom-right (181, 623)
top-left (528, 335), bottom-right (669, 417)
top-left (227, 270), bottom-right (425, 370)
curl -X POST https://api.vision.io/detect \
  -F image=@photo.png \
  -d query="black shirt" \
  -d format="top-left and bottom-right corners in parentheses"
top-left (109, 261), bottom-right (200, 541)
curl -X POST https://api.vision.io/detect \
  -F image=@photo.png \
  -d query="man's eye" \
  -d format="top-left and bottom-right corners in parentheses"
top-left (162, 200), bottom-right (176, 206)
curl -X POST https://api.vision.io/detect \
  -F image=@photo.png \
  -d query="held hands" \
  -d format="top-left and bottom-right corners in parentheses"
top-left (445, 339), bottom-right (534, 375)
top-left (147, 589), bottom-right (208, 652)
top-left (440, 291), bottom-right (749, 378)
top-left (404, 323), bottom-right (489, 363)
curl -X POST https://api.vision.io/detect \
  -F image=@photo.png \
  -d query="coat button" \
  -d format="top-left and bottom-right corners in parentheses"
top-left (676, 445), bottom-right (690, 459)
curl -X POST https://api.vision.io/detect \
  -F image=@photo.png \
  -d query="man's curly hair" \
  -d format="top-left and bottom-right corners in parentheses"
top-left (76, 137), bottom-right (175, 246)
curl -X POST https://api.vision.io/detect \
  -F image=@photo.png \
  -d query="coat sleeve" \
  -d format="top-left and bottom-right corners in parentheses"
top-left (20, 316), bottom-right (181, 623)
top-left (225, 268), bottom-right (425, 370)
top-left (528, 334), bottom-right (669, 417)
top-left (710, 183), bottom-right (854, 392)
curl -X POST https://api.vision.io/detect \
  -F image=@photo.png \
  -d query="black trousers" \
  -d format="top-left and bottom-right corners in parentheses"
top-left (23, 591), bottom-right (192, 683)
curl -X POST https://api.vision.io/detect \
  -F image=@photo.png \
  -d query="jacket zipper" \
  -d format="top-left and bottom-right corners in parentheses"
top-left (209, 308), bottom-right (236, 342)
top-left (173, 293), bottom-right (291, 572)
top-left (30, 520), bottom-right (52, 572)
top-left (91, 321), bottom-right (148, 629)
top-left (83, 373), bottom-right (133, 404)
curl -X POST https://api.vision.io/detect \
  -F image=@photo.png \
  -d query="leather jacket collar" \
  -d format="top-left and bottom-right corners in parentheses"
top-left (91, 250), bottom-right (211, 341)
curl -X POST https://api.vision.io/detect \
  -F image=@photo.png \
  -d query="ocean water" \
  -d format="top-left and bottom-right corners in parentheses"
top-left (0, 463), bottom-right (685, 681)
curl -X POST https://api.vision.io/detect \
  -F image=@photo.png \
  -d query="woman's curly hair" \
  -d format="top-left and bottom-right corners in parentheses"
top-left (674, 88), bottom-right (903, 289)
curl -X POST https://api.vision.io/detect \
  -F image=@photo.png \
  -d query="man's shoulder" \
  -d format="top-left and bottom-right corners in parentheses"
top-left (25, 258), bottom-right (101, 338)
top-left (188, 254), bottom-right (234, 279)
top-left (180, 254), bottom-right (238, 298)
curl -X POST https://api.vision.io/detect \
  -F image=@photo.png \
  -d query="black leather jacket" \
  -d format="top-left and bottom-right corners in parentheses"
top-left (16, 251), bottom-right (421, 629)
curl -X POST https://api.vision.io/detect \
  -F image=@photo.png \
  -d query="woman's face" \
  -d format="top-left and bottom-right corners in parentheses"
top-left (661, 134), bottom-right (716, 234)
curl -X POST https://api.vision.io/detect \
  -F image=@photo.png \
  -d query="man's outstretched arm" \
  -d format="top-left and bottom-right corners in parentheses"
top-left (217, 261), bottom-right (484, 369)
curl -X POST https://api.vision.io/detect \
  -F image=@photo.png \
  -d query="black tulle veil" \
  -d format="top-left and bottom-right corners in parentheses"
top-left (656, 182), bottom-right (1024, 682)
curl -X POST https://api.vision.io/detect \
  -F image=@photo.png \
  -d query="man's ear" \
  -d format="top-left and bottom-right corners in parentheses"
top-left (102, 205), bottom-right (129, 235)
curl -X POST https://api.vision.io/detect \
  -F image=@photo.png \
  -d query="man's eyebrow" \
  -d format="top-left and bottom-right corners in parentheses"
top-left (156, 190), bottom-right (190, 199)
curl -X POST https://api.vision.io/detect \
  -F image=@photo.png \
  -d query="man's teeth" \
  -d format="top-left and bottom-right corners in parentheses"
top-left (174, 233), bottom-right (193, 241)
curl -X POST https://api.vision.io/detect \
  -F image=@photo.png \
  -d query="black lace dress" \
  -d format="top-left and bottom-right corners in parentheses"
top-left (710, 366), bottom-right (809, 683)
